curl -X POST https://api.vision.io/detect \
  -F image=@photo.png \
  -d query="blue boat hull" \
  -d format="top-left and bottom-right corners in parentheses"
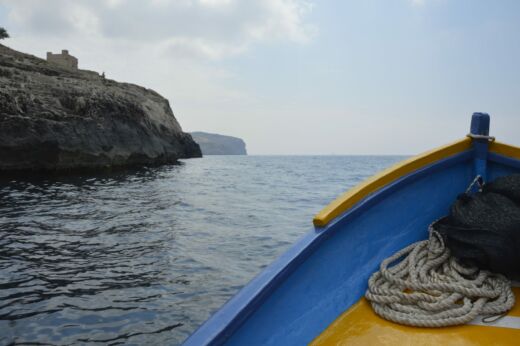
top-left (184, 114), bottom-right (520, 345)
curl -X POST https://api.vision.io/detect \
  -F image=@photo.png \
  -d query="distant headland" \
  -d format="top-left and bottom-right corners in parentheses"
top-left (0, 44), bottom-right (201, 171)
top-left (190, 132), bottom-right (247, 155)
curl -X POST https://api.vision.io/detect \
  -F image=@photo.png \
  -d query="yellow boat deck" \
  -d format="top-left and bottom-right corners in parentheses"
top-left (311, 288), bottom-right (520, 345)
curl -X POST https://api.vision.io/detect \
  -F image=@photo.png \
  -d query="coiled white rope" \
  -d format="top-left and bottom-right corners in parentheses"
top-left (365, 226), bottom-right (515, 327)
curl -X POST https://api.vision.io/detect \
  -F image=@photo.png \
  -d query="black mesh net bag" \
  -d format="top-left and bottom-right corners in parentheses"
top-left (433, 174), bottom-right (520, 281)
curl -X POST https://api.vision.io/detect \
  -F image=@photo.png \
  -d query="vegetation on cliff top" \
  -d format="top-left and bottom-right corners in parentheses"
top-left (0, 27), bottom-right (8, 40)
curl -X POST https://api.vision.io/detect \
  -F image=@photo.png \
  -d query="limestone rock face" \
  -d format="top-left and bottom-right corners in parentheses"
top-left (190, 132), bottom-right (247, 155)
top-left (0, 44), bottom-right (201, 171)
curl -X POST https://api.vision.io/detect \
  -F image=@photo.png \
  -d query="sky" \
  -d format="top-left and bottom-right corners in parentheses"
top-left (0, 0), bottom-right (519, 155)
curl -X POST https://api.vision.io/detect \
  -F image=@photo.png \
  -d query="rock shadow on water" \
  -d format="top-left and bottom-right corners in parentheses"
top-left (0, 161), bottom-right (194, 345)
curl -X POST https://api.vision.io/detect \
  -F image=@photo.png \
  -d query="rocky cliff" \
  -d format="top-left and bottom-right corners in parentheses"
top-left (190, 132), bottom-right (247, 155)
top-left (0, 44), bottom-right (201, 171)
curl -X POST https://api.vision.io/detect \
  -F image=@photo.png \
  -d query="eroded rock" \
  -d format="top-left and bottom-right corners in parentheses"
top-left (0, 44), bottom-right (201, 171)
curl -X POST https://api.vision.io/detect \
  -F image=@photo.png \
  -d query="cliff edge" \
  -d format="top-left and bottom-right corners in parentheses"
top-left (0, 44), bottom-right (201, 171)
top-left (190, 132), bottom-right (247, 155)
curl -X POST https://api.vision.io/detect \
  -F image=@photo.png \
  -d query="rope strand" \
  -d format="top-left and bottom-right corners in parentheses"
top-left (365, 227), bottom-right (515, 327)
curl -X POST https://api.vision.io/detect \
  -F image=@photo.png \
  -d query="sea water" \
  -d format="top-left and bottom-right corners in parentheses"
top-left (0, 155), bottom-right (403, 345)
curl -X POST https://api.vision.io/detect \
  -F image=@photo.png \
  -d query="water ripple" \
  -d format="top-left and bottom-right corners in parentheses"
top-left (0, 156), bottom-right (403, 345)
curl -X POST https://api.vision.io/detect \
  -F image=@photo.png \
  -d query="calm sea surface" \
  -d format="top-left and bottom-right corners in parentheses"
top-left (0, 155), bottom-right (404, 345)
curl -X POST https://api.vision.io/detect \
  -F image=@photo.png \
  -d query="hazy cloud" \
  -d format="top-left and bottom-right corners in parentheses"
top-left (1, 0), bottom-right (316, 59)
top-left (0, 0), bottom-right (317, 146)
top-left (4, 0), bottom-right (513, 155)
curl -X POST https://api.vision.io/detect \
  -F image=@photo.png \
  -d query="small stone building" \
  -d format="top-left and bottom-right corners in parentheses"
top-left (46, 50), bottom-right (78, 70)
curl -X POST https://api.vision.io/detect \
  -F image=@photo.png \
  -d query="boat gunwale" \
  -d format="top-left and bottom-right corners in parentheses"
top-left (312, 138), bottom-right (473, 227)
top-left (312, 139), bottom-right (520, 228)
top-left (489, 151), bottom-right (520, 169)
top-left (489, 141), bottom-right (520, 162)
top-left (183, 141), bottom-right (480, 346)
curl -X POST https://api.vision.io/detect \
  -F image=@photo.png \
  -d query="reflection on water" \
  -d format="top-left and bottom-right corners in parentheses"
top-left (0, 156), bottom-right (403, 345)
